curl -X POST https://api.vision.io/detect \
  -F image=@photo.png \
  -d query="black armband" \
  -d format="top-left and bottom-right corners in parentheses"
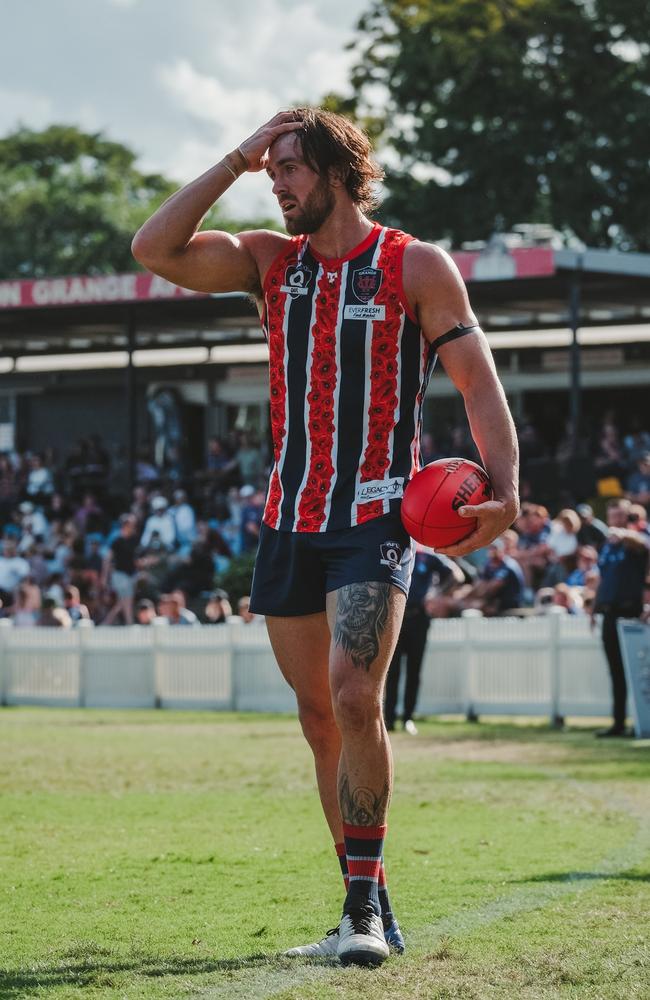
top-left (431, 323), bottom-right (481, 351)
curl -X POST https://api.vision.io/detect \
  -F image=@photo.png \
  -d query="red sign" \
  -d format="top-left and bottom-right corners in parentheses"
top-left (0, 272), bottom-right (210, 310)
top-left (0, 247), bottom-right (556, 311)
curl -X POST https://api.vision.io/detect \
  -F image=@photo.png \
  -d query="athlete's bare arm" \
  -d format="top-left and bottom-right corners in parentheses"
top-left (131, 112), bottom-right (299, 298)
top-left (404, 242), bottom-right (519, 555)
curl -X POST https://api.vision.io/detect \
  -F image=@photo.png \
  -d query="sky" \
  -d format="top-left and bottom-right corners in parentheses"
top-left (0, 0), bottom-right (371, 221)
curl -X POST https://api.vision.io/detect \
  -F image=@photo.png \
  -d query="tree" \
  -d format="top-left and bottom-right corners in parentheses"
top-left (333, 0), bottom-right (650, 250)
top-left (0, 125), bottom-right (280, 279)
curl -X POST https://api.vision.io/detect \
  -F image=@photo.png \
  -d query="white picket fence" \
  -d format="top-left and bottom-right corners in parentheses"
top-left (0, 615), bottom-right (612, 720)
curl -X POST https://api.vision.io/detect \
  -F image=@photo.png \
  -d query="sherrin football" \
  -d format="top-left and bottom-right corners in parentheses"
top-left (401, 457), bottom-right (493, 548)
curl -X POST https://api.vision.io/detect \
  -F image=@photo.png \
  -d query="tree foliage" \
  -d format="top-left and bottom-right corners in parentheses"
top-left (335, 0), bottom-right (650, 249)
top-left (0, 125), bottom-right (280, 279)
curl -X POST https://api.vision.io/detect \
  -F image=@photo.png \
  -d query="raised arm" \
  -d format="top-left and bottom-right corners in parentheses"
top-left (404, 242), bottom-right (519, 555)
top-left (131, 112), bottom-right (300, 295)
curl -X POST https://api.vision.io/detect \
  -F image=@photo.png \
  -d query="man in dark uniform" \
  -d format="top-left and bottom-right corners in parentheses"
top-left (384, 547), bottom-right (463, 734)
top-left (593, 499), bottom-right (649, 737)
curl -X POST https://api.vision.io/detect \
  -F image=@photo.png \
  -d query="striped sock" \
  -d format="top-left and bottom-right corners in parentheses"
top-left (338, 841), bottom-right (394, 927)
top-left (378, 861), bottom-right (394, 928)
top-left (335, 841), bottom-right (350, 891)
top-left (343, 823), bottom-right (386, 916)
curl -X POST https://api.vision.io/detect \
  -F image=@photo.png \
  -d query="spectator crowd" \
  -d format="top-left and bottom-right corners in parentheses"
top-left (0, 414), bottom-right (647, 628)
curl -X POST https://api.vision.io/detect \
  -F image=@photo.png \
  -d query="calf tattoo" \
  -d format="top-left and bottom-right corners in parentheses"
top-left (339, 774), bottom-right (390, 826)
top-left (333, 582), bottom-right (390, 671)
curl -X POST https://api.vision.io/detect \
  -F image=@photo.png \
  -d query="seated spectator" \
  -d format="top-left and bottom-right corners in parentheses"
top-left (0, 536), bottom-right (31, 607)
top-left (0, 452), bottom-right (20, 524)
top-left (628, 503), bottom-right (649, 537)
top-left (427, 537), bottom-right (525, 617)
top-left (236, 595), bottom-right (263, 624)
top-left (552, 582), bottom-right (583, 615)
top-left (16, 501), bottom-right (49, 552)
top-left (203, 589), bottom-right (232, 624)
top-left (576, 503), bottom-right (608, 549)
top-left (135, 598), bottom-right (157, 625)
top-left (11, 581), bottom-right (41, 627)
top-left (63, 585), bottom-right (90, 624)
top-left (514, 503), bottom-right (552, 588)
top-left (164, 541), bottom-right (215, 600)
top-left (205, 436), bottom-right (237, 489)
top-left (158, 591), bottom-right (199, 626)
top-left (73, 493), bottom-right (105, 535)
top-left (565, 546), bottom-right (600, 588)
top-left (37, 595), bottom-right (71, 628)
top-left (169, 489), bottom-right (197, 553)
top-left (25, 454), bottom-right (55, 501)
top-left (622, 425), bottom-right (650, 469)
top-left (541, 508), bottom-right (581, 586)
top-left (140, 495), bottom-right (176, 551)
top-left (624, 453), bottom-right (650, 506)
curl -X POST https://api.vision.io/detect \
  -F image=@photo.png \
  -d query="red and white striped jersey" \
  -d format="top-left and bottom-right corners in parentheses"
top-left (262, 223), bottom-right (435, 532)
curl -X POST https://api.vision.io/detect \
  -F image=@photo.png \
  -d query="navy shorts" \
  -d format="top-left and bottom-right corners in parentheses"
top-left (249, 512), bottom-right (414, 617)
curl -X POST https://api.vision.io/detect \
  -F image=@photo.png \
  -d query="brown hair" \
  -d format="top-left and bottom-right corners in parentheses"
top-left (289, 107), bottom-right (384, 213)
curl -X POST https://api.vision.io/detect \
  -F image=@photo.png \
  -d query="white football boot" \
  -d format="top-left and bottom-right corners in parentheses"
top-left (284, 926), bottom-right (340, 958)
top-left (337, 903), bottom-right (389, 967)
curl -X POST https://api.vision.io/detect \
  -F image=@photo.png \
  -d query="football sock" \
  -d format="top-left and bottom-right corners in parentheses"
top-left (337, 841), bottom-right (395, 924)
top-left (335, 841), bottom-right (350, 891)
top-left (378, 861), bottom-right (395, 928)
top-left (343, 822), bottom-right (386, 916)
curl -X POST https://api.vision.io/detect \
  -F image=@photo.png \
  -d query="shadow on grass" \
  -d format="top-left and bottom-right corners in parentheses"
top-left (512, 870), bottom-right (650, 884)
top-left (0, 950), bottom-right (338, 997)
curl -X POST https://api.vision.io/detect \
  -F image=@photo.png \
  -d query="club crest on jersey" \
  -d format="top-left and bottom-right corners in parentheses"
top-left (281, 264), bottom-right (312, 298)
top-left (380, 540), bottom-right (403, 571)
top-left (352, 266), bottom-right (383, 303)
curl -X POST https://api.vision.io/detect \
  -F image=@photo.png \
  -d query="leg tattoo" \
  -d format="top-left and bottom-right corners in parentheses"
top-left (339, 774), bottom-right (389, 826)
top-left (333, 582), bottom-right (390, 671)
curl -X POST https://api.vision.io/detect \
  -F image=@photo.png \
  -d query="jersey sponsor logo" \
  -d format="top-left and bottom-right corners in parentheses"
top-left (280, 264), bottom-right (313, 298)
top-left (352, 266), bottom-right (383, 303)
top-left (344, 304), bottom-right (386, 321)
top-left (356, 477), bottom-right (404, 503)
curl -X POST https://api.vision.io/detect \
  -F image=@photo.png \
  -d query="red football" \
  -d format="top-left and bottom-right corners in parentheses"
top-left (401, 458), bottom-right (493, 548)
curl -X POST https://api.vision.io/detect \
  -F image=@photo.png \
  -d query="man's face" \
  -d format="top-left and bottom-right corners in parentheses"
top-left (267, 133), bottom-right (335, 235)
top-left (607, 504), bottom-right (628, 528)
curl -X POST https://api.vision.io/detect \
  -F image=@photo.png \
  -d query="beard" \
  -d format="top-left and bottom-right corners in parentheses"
top-left (284, 176), bottom-right (336, 235)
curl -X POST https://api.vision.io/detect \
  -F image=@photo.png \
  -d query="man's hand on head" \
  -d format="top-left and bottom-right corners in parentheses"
top-left (238, 111), bottom-right (301, 173)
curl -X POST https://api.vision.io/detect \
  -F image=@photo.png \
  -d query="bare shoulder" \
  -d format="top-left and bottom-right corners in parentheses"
top-left (239, 229), bottom-right (292, 285)
top-left (403, 239), bottom-right (476, 341)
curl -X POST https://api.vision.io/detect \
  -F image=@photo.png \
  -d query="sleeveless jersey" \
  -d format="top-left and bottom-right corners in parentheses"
top-left (261, 223), bottom-right (436, 532)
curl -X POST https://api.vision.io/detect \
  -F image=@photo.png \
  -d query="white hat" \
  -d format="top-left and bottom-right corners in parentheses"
top-left (239, 485), bottom-right (255, 498)
top-left (151, 495), bottom-right (168, 510)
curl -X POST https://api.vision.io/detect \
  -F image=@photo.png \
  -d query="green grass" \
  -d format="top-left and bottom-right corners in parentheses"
top-left (1, 709), bottom-right (649, 999)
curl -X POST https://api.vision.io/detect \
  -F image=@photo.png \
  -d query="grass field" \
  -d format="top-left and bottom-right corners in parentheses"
top-left (1, 708), bottom-right (649, 999)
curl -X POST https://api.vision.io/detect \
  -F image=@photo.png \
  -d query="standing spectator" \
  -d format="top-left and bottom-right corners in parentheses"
top-left (624, 453), bottom-right (650, 506)
top-left (0, 536), bottom-right (31, 607)
top-left (576, 503), bottom-right (608, 550)
top-left (140, 496), bottom-right (176, 551)
top-left (239, 486), bottom-right (265, 553)
top-left (235, 431), bottom-right (265, 487)
top-left (73, 493), bottom-right (105, 535)
top-left (101, 514), bottom-right (140, 625)
top-left (594, 421), bottom-right (626, 490)
top-left (0, 453), bottom-right (19, 527)
top-left (384, 548), bottom-right (463, 735)
top-left (592, 499), bottom-right (649, 737)
top-left (16, 501), bottom-right (49, 553)
top-left (169, 490), bottom-right (197, 553)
